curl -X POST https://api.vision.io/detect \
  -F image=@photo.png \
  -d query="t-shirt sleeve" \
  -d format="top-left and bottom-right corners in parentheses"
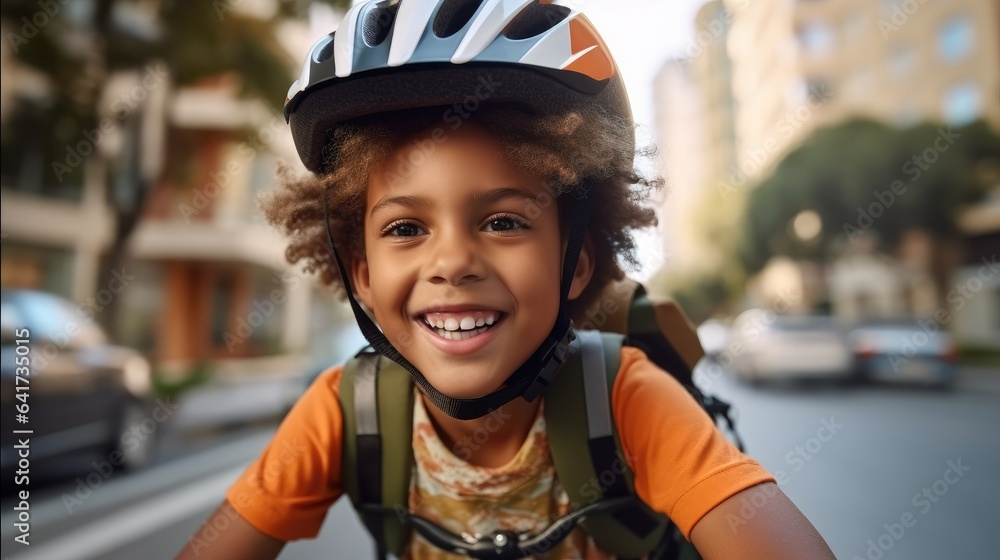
top-left (612, 347), bottom-right (775, 540)
top-left (225, 365), bottom-right (346, 541)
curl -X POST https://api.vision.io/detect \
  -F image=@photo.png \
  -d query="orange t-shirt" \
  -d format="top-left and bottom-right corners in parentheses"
top-left (226, 346), bottom-right (775, 548)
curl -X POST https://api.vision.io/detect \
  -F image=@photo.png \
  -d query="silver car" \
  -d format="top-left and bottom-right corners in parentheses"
top-left (724, 310), bottom-right (853, 385)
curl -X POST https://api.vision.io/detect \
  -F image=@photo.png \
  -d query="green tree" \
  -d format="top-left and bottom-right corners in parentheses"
top-left (741, 118), bottom-right (1000, 305)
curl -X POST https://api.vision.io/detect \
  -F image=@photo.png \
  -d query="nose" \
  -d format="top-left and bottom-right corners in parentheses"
top-left (424, 225), bottom-right (487, 286)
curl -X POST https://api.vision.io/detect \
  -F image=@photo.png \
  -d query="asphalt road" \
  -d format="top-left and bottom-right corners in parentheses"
top-left (697, 364), bottom-right (999, 560)
top-left (2, 365), bottom-right (997, 560)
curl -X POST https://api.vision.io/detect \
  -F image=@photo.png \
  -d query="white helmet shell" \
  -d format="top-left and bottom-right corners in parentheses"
top-left (284, 0), bottom-right (631, 173)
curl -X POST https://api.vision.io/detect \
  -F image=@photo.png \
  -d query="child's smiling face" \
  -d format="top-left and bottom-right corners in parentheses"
top-left (351, 122), bottom-right (593, 400)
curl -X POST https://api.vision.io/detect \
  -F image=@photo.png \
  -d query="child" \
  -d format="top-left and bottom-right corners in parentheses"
top-left (176, 2), bottom-right (835, 559)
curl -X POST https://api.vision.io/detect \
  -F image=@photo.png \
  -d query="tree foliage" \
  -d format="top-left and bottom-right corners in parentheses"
top-left (2, 0), bottom-right (351, 112)
top-left (740, 118), bottom-right (1000, 274)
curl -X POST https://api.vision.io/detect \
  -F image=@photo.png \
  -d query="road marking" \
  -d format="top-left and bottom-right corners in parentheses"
top-left (10, 466), bottom-right (244, 560)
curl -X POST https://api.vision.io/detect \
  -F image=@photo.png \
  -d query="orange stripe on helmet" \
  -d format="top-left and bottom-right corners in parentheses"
top-left (565, 15), bottom-right (614, 81)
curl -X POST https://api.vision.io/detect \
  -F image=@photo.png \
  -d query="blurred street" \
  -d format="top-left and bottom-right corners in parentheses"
top-left (702, 363), bottom-right (1000, 560)
top-left (2, 364), bottom-right (997, 560)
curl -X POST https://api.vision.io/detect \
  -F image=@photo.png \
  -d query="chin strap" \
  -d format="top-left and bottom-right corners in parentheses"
top-left (323, 183), bottom-right (593, 420)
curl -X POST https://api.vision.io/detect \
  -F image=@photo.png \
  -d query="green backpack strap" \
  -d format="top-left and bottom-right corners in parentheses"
top-left (340, 350), bottom-right (414, 559)
top-left (545, 330), bottom-right (672, 558)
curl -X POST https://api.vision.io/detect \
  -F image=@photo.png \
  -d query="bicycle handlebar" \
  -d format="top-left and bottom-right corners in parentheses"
top-left (361, 495), bottom-right (639, 559)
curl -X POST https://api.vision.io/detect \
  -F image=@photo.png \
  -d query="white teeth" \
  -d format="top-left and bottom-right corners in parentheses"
top-left (421, 312), bottom-right (502, 338)
top-left (432, 325), bottom-right (491, 340)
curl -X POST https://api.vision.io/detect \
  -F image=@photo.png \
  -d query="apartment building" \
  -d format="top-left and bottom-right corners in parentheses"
top-left (0, 7), bottom-right (352, 378)
top-left (724, 0), bottom-right (999, 179)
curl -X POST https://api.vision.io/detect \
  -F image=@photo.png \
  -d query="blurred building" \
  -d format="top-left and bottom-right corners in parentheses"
top-left (953, 178), bottom-right (1000, 350)
top-left (656, 0), bottom-right (1000, 230)
top-left (723, 0), bottom-right (802, 183)
top-left (0, 5), bottom-right (354, 380)
top-left (827, 234), bottom-right (934, 320)
top-left (654, 0), bottom-right (1000, 332)
top-left (653, 0), bottom-right (740, 275)
top-left (654, 59), bottom-right (707, 274)
top-left (123, 75), bottom-right (317, 378)
top-left (1, 16), bottom-right (109, 300)
top-left (723, 0), bottom-right (999, 180)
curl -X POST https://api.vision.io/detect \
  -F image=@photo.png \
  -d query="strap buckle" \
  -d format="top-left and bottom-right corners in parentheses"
top-left (521, 321), bottom-right (576, 402)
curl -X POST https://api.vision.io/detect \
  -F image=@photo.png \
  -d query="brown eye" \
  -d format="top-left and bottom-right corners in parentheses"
top-left (485, 215), bottom-right (526, 232)
top-left (386, 222), bottom-right (424, 237)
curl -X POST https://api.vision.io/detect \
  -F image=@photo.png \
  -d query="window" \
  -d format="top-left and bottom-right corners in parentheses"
top-left (0, 99), bottom-right (86, 200)
top-left (888, 45), bottom-right (916, 80)
top-left (0, 241), bottom-right (75, 297)
top-left (798, 21), bottom-right (834, 56)
top-left (245, 153), bottom-right (276, 222)
top-left (881, 0), bottom-right (904, 17)
top-left (846, 68), bottom-right (872, 99)
top-left (806, 77), bottom-right (833, 104)
top-left (938, 17), bottom-right (973, 62)
top-left (63, 0), bottom-right (96, 26)
top-left (843, 10), bottom-right (867, 42)
top-left (210, 272), bottom-right (237, 348)
top-left (942, 82), bottom-right (982, 125)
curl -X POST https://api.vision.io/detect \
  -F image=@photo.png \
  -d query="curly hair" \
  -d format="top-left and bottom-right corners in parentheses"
top-left (258, 104), bottom-right (664, 320)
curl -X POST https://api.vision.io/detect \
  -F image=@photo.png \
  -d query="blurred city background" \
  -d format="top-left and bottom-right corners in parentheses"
top-left (0, 0), bottom-right (997, 559)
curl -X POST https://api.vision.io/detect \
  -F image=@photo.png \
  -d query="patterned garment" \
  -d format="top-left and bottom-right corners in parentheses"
top-left (403, 391), bottom-right (619, 560)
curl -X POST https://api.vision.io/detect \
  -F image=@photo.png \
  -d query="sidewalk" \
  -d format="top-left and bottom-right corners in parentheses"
top-left (169, 329), bottom-right (370, 433)
top-left (170, 373), bottom-right (308, 432)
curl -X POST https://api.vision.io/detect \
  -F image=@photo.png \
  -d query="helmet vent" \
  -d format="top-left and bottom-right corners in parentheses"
top-left (433, 0), bottom-right (484, 38)
top-left (503, 1), bottom-right (570, 40)
top-left (313, 35), bottom-right (334, 63)
top-left (362, 2), bottom-right (400, 47)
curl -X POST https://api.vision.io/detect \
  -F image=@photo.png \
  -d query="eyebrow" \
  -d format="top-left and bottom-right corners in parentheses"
top-left (369, 186), bottom-right (540, 218)
top-left (370, 194), bottom-right (431, 218)
top-left (471, 186), bottom-right (540, 206)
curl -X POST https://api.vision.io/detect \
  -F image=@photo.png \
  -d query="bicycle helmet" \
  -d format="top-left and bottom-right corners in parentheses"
top-left (285, 0), bottom-right (633, 420)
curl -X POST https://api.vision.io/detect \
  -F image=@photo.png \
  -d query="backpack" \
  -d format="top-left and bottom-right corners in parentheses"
top-left (338, 280), bottom-right (741, 559)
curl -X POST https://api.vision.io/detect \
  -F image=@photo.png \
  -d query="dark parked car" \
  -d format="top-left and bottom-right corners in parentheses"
top-left (1, 289), bottom-right (157, 476)
top-left (848, 318), bottom-right (958, 388)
